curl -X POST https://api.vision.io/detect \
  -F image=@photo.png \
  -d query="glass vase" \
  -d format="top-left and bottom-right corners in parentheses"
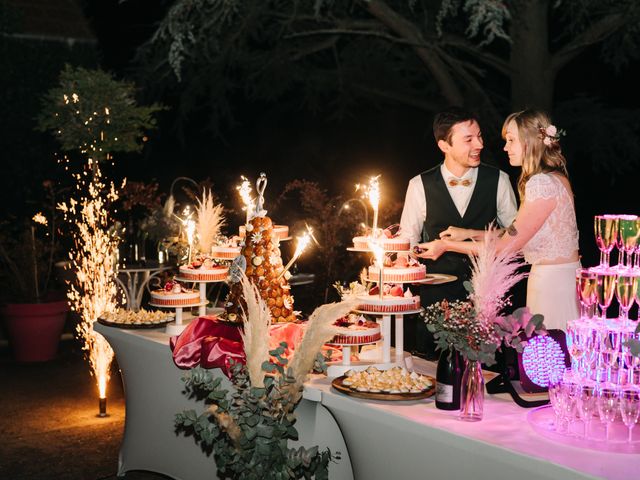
top-left (459, 360), bottom-right (484, 422)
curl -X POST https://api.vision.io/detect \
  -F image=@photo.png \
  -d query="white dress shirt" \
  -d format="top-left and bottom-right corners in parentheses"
top-left (399, 164), bottom-right (517, 246)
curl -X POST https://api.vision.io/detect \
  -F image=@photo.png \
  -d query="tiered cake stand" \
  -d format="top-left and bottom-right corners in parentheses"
top-left (327, 246), bottom-right (455, 377)
top-left (149, 297), bottom-right (207, 336)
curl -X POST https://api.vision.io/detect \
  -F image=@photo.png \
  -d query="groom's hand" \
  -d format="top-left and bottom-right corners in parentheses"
top-left (412, 240), bottom-right (446, 260)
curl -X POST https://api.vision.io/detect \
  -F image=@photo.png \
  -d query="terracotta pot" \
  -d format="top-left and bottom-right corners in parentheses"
top-left (1, 300), bottom-right (69, 362)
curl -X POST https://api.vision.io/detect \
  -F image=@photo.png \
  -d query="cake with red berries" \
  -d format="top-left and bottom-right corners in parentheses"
top-left (150, 281), bottom-right (200, 307)
top-left (357, 285), bottom-right (420, 313)
top-left (179, 257), bottom-right (229, 281)
top-left (352, 235), bottom-right (410, 251)
top-left (328, 314), bottom-right (381, 345)
top-left (369, 256), bottom-right (426, 283)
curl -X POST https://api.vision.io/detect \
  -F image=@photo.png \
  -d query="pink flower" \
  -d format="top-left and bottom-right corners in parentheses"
top-left (543, 137), bottom-right (552, 146)
top-left (545, 125), bottom-right (557, 137)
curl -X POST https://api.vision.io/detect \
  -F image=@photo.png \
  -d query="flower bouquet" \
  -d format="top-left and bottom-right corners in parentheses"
top-left (422, 230), bottom-right (546, 420)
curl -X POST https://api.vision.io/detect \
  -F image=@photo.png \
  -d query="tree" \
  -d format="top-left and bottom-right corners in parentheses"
top-left (136, 0), bottom-right (640, 175)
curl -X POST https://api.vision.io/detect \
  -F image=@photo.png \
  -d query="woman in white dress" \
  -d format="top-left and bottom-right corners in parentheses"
top-left (416, 110), bottom-right (580, 331)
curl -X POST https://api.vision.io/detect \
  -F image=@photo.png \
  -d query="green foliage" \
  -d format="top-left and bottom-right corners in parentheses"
top-left (37, 65), bottom-right (164, 162)
top-left (175, 344), bottom-right (332, 479)
top-left (423, 303), bottom-right (547, 366)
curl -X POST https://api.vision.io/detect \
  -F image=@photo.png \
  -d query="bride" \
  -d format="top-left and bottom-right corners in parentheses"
top-left (415, 110), bottom-right (580, 331)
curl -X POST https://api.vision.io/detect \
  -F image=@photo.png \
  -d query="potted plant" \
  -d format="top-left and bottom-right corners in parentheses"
top-left (0, 183), bottom-right (69, 361)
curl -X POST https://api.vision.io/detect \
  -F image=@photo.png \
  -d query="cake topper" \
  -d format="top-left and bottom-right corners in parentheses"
top-left (255, 172), bottom-right (268, 217)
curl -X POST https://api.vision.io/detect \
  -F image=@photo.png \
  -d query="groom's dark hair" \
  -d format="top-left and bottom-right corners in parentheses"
top-left (433, 107), bottom-right (479, 144)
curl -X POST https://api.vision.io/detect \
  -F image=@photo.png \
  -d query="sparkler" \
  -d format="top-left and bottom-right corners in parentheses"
top-left (368, 175), bottom-right (380, 237)
top-left (278, 231), bottom-right (312, 280)
top-left (237, 176), bottom-right (255, 224)
top-left (355, 175), bottom-right (381, 237)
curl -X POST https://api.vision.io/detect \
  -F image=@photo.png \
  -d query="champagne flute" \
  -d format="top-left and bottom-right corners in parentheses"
top-left (620, 385), bottom-right (640, 443)
top-left (618, 215), bottom-right (639, 270)
top-left (576, 268), bottom-right (598, 320)
top-left (594, 215), bottom-right (619, 269)
top-left (616, 273), bottom-right (639, 324)
top-left (577, 381), bottom-right (597, 439)
top-left (622, 330), bottom-right (640, 385)
top-left (597, 383), bottom-right (619, 441)
top-left (595, 271), bottom-right (618, 320)
top-left (548, 373), bottom-right (564, 432)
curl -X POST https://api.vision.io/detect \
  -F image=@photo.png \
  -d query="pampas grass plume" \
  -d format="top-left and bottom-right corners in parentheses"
top-left (239, 273), bottom-right (271, 388)
top-left (288, 299), bottom-right (357, 391)
top-left (196, 189), bottom-right (224, 254)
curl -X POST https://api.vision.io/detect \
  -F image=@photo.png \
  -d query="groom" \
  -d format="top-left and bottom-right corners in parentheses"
top-left (399, 107), bottom-right (517, 358)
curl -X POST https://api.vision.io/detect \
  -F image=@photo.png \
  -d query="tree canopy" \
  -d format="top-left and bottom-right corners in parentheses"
top-left (136, 0), bottom-right (640, 176)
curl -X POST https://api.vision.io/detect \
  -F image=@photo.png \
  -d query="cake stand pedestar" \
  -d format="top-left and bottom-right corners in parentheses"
top-left (148, 301), bottom-right (206, 335)
top-left (176, 277), bottom-right (228, 317)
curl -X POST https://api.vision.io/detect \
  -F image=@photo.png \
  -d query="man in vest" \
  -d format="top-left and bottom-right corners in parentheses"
top-left (399, 107), bottom-right (517, 359)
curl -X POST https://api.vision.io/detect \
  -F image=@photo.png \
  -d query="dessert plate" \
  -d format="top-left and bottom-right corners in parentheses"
top-left (97, 315), bottom-right (175, 329)
top-left (331, 375), bottom-right (436, 401)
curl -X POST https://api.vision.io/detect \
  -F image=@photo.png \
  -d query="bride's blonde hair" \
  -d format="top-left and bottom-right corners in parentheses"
top-left (502, 110), bottom-right (568, 200)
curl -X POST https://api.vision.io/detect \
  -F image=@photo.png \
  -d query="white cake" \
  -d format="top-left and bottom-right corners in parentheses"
top-left (357, 292), bottom-right (420, 313)
top-left (369, 263), bottom-right (426, 283)
top-left (210, 245), bottom-right (242, 260)
top-left (179, 264), bottom-right (229, 281)
top-left (328, 314), bottom-right (381, 345)
top-left (352, 235), bottom-right (410, 251)
top-left (150, 283), bottom-right (200, 307)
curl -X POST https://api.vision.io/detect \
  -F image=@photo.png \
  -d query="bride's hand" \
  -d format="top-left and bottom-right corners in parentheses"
top-left (439, 226), bottom-right (470, 242)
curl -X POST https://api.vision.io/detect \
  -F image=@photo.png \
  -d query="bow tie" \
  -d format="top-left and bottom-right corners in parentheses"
top-left (448, 178), bottom-right (473, 187)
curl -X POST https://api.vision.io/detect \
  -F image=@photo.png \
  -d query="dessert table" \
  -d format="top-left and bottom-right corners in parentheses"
top-left (96, 320), bottom-right (639, 480)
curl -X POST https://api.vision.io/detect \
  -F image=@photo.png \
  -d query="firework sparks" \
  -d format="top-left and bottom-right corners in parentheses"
top-left (59, 158), bottom-right (119, 414)
top-left (32, 212), bottom-right (48, 226)
top-left (278, 231), bottom-right (312, 280)
top-left (237, 176), bottom-right (255, 224)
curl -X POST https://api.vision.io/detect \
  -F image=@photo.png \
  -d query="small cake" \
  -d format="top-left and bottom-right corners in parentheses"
top-left (369, 256), bottom-right (426, 283)
top-left (179, 257), bottom-right (229, 281)
top-left (357, 285), bottom-right (420, 313)
top-left (239, 224), bottom-right (289, 240)
top-left (211, 245), bottom-right (242, 260)
top-left (150, 281), bottom-right (200, 307)
top-left (102, 308), bottom-right (172, 326)
top-left (352, 235), bottom-right (410, 252)
top-left (328, 314), bottom-right (381, 345)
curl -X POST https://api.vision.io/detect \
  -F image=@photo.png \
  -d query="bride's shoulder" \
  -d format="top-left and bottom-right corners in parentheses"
top-left (524, 173), bottom-right (558, 200)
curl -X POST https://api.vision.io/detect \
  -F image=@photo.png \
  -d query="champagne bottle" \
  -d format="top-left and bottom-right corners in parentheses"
top-left (435, 346), bottom-right (462, 410)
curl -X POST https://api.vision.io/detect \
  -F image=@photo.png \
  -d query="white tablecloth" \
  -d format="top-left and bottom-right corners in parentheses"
top-left (96, 320), bottom-right (638, 480)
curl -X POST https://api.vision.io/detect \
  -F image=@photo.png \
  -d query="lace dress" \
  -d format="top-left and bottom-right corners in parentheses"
top-left (522, 173), bottom-right (580, 330)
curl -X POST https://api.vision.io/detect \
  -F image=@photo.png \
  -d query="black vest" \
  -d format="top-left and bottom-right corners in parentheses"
top-left (419, 163), bottom-right (500, 302)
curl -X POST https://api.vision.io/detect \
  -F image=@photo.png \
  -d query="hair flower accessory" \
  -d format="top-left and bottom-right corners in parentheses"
top-left (541, 124), bottom-right (565, 146)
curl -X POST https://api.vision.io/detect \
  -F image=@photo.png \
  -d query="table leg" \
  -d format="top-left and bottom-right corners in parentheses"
top-left (395, 314), bottom-right (404, 363)
top-left (342, 346), bottom-right (351, 366)
top-left (198, 282), bottom-right (207, 317)
top-left (382, 315), bottom-right (391, 363)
